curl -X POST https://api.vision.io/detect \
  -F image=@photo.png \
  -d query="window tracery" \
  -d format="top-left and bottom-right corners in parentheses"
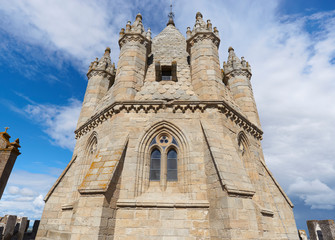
top-left (149, 133), bottom-right (179, 182)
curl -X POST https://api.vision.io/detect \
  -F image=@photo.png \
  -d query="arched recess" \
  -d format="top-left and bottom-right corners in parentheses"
top-left (76, 131), bottom-right (99, 192)
top-left (237, 131), bottom-right (250, 158)
top-left (237, 131), bottom-right (256, 183)
top-left (135, 121), bottom-right (191, 197)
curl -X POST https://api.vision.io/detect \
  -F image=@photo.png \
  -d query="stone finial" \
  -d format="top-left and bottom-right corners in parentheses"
top-left (167, 17), bottom-right (175, 26)
top-left (146, 28), bottom-right (152, 40)
top-left (119, 28), bottom-right (125, 39)
top-left (131, 13), bottom-right (145, 34)
top-left (207, 20), bottom-right (212, 31)
top-left (4, 127), bottom-right (9, 133)
top-left (213, 27), bottom-right (219, 36)
top-left (126, 21), bottom-right (131, 32)
top-left (186, 27), bottom-right (191, 39)
top-left (136, 13), bottom-right (142, 21)
top-left (196, 12), bottom-right (203, 19)
top-left (104, 47), bottom-right (111, 55)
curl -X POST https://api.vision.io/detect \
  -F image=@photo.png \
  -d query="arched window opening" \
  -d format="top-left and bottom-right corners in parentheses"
top-left (148, 133), bottom-right (179, 183)
top-left (167, 149), bottom-right (177, 181)
top-left (150, 149), bottom-right (161, 181)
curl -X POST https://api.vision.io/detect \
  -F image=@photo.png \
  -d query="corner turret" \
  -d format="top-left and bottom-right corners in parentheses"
top-left (223, 47), bottom-right (261, 127)
top-left (111, 13), bottom-right (151, 101)
top-left (186, 12), bottom-right (222, 100)
top-left (77, 48), bottom-right (116, 128)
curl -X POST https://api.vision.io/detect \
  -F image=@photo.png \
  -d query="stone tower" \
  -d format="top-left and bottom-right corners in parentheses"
top-left (0, 128), bottom-right (21, 199)
top-left (37, 12), bottom-right (298, 240)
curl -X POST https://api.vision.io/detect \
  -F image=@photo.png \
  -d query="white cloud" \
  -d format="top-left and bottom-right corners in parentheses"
top-left (7, 186), bottom-right (20, 195)
top-left (0, 171), bottom-right (57, 219)
top-left (24, 98), bottom-right (81, 150)
top-left (288, 178), bottom-right (335, 210)
top-left (33, 195), bottom-right (45, 208)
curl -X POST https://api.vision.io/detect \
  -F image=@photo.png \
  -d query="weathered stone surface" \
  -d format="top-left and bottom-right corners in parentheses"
top-left (307, 219), bottom-right (335, 240)
top-left (0, 129), bottom-right (21, 199)
top-left (37, 12), bottom-right (299, 240)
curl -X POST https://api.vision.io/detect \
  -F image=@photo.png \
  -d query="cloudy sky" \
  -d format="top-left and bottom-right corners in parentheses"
top-left (0, 0), bottom-right (335, 232)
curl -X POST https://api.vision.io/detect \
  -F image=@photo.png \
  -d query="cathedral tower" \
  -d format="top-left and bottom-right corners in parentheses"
top-left (37, 12), bottom-right (298, 240)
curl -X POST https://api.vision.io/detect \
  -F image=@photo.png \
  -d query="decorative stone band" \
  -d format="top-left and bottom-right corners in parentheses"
top-left (186, 31), bottom-right (220, 53)
top-left (116, 199), bottom-right (210, 208)
top-left (86, 69), bottom-right (115, 82)
top-left (74, 100), bottom-right (263, 140)
top-left (118, 33), bottom-right (151, 50)
top-left (225, 69), bottom-right (252, 80)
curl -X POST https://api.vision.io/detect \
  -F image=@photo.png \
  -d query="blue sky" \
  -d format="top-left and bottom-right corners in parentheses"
top-left (1, 0), bottom-right (335, 234)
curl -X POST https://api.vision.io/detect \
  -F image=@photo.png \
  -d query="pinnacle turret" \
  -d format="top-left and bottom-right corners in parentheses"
top-left (87, 47), bottom-right (115, 78)
top-left (119, 13), bottom-right (151, 42)
top-left (186, 12), bottom-right (219, 40)
top-left (223, 47), bottom-right (251, 76)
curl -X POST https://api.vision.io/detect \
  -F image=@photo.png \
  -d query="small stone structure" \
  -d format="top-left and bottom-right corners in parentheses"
top-left (0, 128), bottom-right (21, 199)
top-left (298, 229), bottom-right (308, 240)
top-left (0, 215), bottom-right (39, 240)
top-left (37, 12), bottom-right (299, 239)
top-left (307, 219), bottom-right (335, 240)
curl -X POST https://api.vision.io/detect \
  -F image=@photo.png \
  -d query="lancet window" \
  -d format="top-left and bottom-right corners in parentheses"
top-left (149, 133), bottom-right (179, 181)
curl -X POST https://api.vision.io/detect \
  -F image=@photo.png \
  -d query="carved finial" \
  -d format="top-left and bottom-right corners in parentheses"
top-left (146, 28), bottom-right (152, 40)
top-left (196, 12), bottom-right (203, 19)
top-left (4, 127), bottom-right (9, 133)
top-left (126, 21), bottom-right (131, 32)
top-left (213, 27), bottom-right (219, 35)
top-left (119, 28), bottom-right (125, 38)
top-left (104, 47), bottom-right (111, 55)
top-left (136, 13), bottom-right (142, 21)
top-left (207, 20), bottom-right (212, 30)
top-left (228, 46), bottom-right (234, 52)
top-left (186, 27), bottom-right (191, 39)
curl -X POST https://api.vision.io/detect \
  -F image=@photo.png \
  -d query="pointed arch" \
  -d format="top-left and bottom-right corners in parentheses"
top-left (76, 131), bottom-right (99, 196)
top-left (85, 131), bottom-right (98, 155)
top-left (135, 121), bottom-right (190, 197)
top-left (237, 131), bottom-right (250, 158)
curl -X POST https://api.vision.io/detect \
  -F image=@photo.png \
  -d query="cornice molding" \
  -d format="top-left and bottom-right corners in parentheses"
top-left (186, 31), bottom-right (220, 52)
top-left (118, 33), bottom-right (151, 49)
top-left (87, 69), bottom-right (115, 81)
top-left (225, 69), bottom-right (252, 79)
top-left (74, 100), bottom-right (263, 140)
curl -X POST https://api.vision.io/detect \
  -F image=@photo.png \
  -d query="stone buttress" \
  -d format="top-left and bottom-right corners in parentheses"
top-left (37, 12), bottom-right (299, 240)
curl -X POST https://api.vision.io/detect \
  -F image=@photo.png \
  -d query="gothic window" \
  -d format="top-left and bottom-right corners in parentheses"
top-left (149, 133), bottom-right (179, 182)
